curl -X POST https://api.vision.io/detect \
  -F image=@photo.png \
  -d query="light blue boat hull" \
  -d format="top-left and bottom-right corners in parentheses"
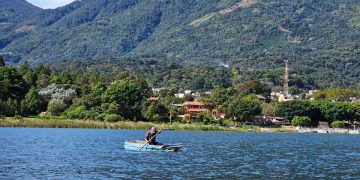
top-left (124, 140), bottom-right (182, 152)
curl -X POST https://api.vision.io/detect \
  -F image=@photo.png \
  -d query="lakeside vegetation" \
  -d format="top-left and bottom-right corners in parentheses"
top-left (0, 56), bottom-right (359, 131)
top-left (0, 117), bottom-right (261, 132)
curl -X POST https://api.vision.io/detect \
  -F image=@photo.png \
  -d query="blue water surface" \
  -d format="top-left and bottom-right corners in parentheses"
top-left (0, 128), bottom-right (359, 179)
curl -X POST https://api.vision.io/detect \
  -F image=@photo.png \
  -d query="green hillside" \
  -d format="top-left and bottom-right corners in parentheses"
top-left (0, 0), bottom-right (40, 49)
top-left (0, 0), bottom-right (359, 88)
top-left (0, 0), bottom-right (40, 23)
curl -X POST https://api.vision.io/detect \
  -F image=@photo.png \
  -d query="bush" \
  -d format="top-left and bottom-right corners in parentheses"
top-left (221, 119), bottom-right (233, 127)
top-left (39, 112), bottom-right (52, 120)
top-left (0, 113), bottom-right (5, 119)
top-left (47, 100), bottom-right (67, 116)
top-left (217, 118), bottom-right (224, 126)
top-left (14, 115), bottom-right (23, 120)
top-left (199, 113), bottom-right (212, 125)
top-left (104, 114), bottom-right (124, 122)
top-left (63, 105), bottom-right (87, 119)
top-left (291, 116), bottom-right (311, 127)
top-left (85, 111), bottom-right (101, 120)
top-left (331, 120), bottom-right (345, 128)
top-left (95, 113), bottom-right (106, 121)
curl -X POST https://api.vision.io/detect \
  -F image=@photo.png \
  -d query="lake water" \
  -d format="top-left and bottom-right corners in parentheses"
top-left (0, 128), bottom-right (359, 179)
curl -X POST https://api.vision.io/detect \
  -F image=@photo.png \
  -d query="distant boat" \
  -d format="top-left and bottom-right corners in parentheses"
top-left (124, 140), bottom-right (182, 152)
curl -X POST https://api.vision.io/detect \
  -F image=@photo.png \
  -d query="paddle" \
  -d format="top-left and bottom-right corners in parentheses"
top-left (139, 129), bottom-right (162, 151)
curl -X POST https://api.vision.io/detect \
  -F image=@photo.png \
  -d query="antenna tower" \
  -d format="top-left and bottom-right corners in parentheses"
top-left (284, 59), bottom-right (289, 96)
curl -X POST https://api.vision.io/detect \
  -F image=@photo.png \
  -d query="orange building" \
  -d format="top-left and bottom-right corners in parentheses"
top-left (183, 101), bottom-right (208, 120)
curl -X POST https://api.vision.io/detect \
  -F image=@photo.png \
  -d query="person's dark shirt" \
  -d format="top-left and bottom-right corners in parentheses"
top-left (145, 131), bottom-right (158, 144)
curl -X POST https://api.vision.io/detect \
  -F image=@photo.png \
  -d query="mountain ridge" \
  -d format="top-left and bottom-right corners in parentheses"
top-left (0, 0), bottom-right (358, 89)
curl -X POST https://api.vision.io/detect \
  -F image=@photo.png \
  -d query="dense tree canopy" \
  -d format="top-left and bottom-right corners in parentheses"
top-left (102, 78), bottom-right (151, 119)
top-left (238, 81), bottom-right (271, 97)
top-left (142, 101), bottom-right (169, 122)
top-left (0, 66), bottom-right (28, 100)
top-left (276, 100), bottom-right (321, 124)
top-left (313, 88), bottom-right (359, 101)
top-left (0, 55), bottom-right (359, 126)
top-left (311, 101), bottom-right (357, 123)
top-left (1, 0), bottom-right (359, 90)
top-left (225, 95), bottom-right (262, 122)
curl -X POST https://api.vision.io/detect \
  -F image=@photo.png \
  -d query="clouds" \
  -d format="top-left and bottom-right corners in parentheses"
top-left (27, 0), bottom-right (76, 9)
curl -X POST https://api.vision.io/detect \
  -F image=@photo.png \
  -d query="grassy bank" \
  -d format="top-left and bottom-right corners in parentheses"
top-left (0, 117), bottom-right (263, 132)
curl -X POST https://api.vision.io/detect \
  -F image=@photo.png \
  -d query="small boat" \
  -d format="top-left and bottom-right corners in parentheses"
top-left (124, 140), bottom-right (182, 152)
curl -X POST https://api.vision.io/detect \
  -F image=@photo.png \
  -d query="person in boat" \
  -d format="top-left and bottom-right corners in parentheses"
top-left (145, 127), bottom-right (162, 145)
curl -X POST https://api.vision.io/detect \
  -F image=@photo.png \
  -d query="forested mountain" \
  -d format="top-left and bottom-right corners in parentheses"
top-left (0, 0), bottom-right (359, 89)
top-left (0, 0), bottom-right (40, 23)
top-left (0, 0), bottom-right (40, 49)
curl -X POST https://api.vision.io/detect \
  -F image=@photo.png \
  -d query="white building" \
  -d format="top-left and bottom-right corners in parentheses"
top-left (175, 93), bottom-right (185, 98)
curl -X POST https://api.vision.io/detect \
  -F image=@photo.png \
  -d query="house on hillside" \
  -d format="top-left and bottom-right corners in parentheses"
top-left (271, 92), bottom-right (295, 102)
top-left (211, 109), bottom-right (226, 120)
top-left (350, 97), bottom-right (359, 102)
top-left (305, 90), bottom-right (319, 100)
top-left (152, 87), bottom-right (166, 94)
top-left (175, 93), bottom-right (185, 98)
top-left (175, 90), bottom-right (202, 100)
top-left (149, 96), bottom-right (159, 101)
top-left (184, 90), bottom-right (192, 96)
top-left (182, 101), bottom-right (209, 120)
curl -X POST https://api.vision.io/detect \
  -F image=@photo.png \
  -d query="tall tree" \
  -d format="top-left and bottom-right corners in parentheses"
top-left (142, 101), bottom-right (169, 122)
top-left (311, 101), bottom-right (356, 123)
top-left (18, 60), bottom-right (31, 76)
top-left (277, 100), bottom-right (322, 124)
top-left (35, 65), bottom-right (52, 88)
top-left (0, 55), bottom-right (4, 67)
top-left (0, 66), bottom-right (28, 100)
top-left (0, 98), bottom-right (20, 116)
top-left (21, 87), bottom-right (43, 116)
top-left (102, 78), bottom-right (151, 119)
top-left (225, 95), bottom-right (262, 122)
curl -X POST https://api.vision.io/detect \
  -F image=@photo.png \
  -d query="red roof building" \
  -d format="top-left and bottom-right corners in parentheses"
top-left (149, 96), bottom-right (159, 101)
top-left (183, 101), bottom-right (208, 120)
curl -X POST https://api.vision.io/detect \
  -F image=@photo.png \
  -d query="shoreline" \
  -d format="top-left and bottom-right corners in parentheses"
top-left (0, 117), bottom-right (297, 132)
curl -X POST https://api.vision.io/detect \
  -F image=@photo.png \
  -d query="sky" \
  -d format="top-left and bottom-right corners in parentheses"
top-left (26, 0), bottom-right (76, 9)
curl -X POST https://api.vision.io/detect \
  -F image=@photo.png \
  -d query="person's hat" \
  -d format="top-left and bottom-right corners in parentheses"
top-left (150, 127), bottom-right (157, 134)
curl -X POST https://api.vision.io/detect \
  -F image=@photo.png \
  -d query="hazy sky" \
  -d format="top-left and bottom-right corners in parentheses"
top-left (27, 0), bottom-right (76, 9)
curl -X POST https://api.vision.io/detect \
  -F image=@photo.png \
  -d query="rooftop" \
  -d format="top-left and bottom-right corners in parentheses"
top-left (183, 101), bottom-right (204, 106)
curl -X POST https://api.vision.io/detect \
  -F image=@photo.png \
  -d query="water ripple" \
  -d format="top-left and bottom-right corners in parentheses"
top-left (0, 129), bottom-right (360, 179)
